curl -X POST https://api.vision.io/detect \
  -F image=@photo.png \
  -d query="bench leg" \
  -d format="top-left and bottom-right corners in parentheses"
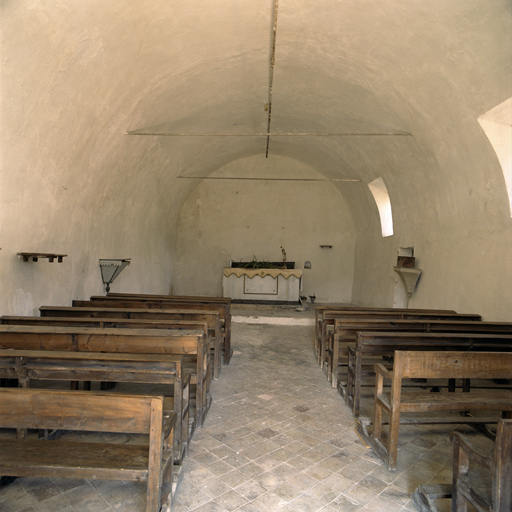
top-left (494, 420), bottom-right (512, 511)
top-left (346, 351), bottom-right (355, 408)
top-left (451, 439), bottom-right (469, 512)
top-left (387, 408), bottom-right (400, 471)
top-left (331, 335), bottom-right (338, 388)
top-left (214, 332), bottom-right (221, 379)
top-left (146, 407), bottom-right (164, 512)
top-left (372, 373), bottom-right (385, 441)
top-left (315, 321), bottom-right (320, 362)
top-left (320, 324), bottom-right (327, 369)
top-left (319, 328), bottom-right (324, 367)
top-left (353, 355), bottom-right (362, 417)
top-left (223, 317), bottom-right (232, 364)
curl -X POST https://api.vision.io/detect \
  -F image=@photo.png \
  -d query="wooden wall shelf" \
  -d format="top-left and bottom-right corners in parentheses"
top-left (18, 253), bottom-right (67, 263)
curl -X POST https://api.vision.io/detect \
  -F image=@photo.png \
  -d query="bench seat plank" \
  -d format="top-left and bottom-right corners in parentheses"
top-left (1, 439), bottom-right (154, 479)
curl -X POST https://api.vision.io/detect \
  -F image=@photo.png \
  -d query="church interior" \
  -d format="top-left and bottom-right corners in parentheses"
top-left (1, 1), bottom-right (511, 511)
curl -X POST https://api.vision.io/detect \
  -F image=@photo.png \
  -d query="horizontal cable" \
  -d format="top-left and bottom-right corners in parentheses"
top-left (126, 131), bottom-right (412, 137)
top-left (177, 176), bottom-right (362, 182)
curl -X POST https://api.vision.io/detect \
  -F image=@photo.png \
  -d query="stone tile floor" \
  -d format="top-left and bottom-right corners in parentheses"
top-left (0, 304), bottom-right (483, 512)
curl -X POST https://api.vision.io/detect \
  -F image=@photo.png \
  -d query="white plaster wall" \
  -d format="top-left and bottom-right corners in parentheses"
top-left (0, 1), bottom-right (180, 315)
top-left (1, 1), bottom-right (511, 322)
top-left (348, 128), bottom-right (512, 321)
top-left (351, 217), bottom-right (512, 322)
top-left (174, 155), bottom-right (356, 303)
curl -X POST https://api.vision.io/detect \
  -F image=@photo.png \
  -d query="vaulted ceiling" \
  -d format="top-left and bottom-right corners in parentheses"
top-left (1, 1), bottom-right (511, 317)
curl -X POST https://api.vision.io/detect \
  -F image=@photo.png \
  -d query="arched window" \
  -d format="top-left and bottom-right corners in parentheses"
top-left (478, 97), bottom-right (512, 217)
top-left (368, 177), bottom-right (394, 237)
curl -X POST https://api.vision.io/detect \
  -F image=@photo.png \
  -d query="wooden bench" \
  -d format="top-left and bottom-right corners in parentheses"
top-left (362, 350), bottom-right (512, 470)
top-left (2, 313), bottom-right (221, 382)
top-left (0, 349), bottom-right (190, 464)
top-left (81, 294), bottom-right (232, 364)
top-left (450, 418), bottom-right (512, 512)
top-left (108, 292), bottom-right (229, 304)
top-left (314, 305), bottom-right (457, 361)
top-left (109, 293), bottom-right (227, 371)
top-left (38, 306), bottom-right (223, 380)
top-left (0, 324), bottom-right (210, 428)
top-left (317, 309), bottom-right (481, 369)
top-left (328, 318), bottom-right (512, 388)
top-left (92, 294), bottom-right (231, 364)
top-left (0, 387), bottom-right (177, 512)
top-left (344, 331), bottom-right (512, 417)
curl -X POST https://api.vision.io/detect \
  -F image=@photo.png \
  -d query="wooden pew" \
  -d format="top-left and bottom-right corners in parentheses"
top-left (110, 293), bottom-right (229, 374)
top-left (343, 331), bottom-right (512, 416)
top-left (0, 324), bottom-right (210, 428)
top-left (450, 418), bottom-right (512, 512)
top-left (37, 307), bottom-right (222, 380)
top-left (328, 318), bottom-right (512, 389)
top-left (0, 349), bottom-right (190, 464)
top-left (318, 309), bottom-right (482, 370)
top-left (2, 314), bottom-right (220, 381)
top-left (108, 292), bottom-right (229, 303)
top-left (314, 305), bottom-right (457, 361)
top-left (0, 387), bottom-right (177, 512)
top-left (364, 350), bottom-right (512, 470)
top-left (91, 294), bottom-right (231, 360)
top-left (82, 294), bottom-right (232, 365)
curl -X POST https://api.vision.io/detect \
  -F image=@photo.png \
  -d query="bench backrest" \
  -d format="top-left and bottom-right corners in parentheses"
top-left (356, 331), bottom-right (512, 352)
top-left (107, 292), bottom-right (230, 305)
top-left (396, 350), bottom-right (512, 380)
top-left (0, 349), bottom-right (182, 384)
top-left (323, 310), bottom-right (481, 321)
top-left (39, 306), bottom-right (220, 325)
top-left (316, 305), bottom-right (458, 326)
top-left (2, 315), bottom-right (209, 336)
top-left (0, 325), bottom-right (205, 355)
top-left (336, 319), bottom-right (512, 336)
top-left (78, 296), bottom-right (230, 313)
top-left (316, 306), bottom-right (458, 339)
top-left (72, 299), bottom-right (227, 316)
top-left (315, 305), bottom-right (457, 315)
top-left (0, 387), bottom-right (160, 434)
top-left (77, 330), bottom-right (203, 355)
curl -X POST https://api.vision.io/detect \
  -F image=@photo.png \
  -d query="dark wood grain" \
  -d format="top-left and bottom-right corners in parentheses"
top-left (0, 387), bottom-right (177, 512)
top-left (368, 350), bottom-right (512, 470)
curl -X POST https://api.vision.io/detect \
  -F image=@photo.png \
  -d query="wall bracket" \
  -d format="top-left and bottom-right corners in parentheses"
top-left (394, 266), bottom-right (422, 298)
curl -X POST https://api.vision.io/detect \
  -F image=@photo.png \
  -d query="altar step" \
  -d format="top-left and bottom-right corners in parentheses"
top-left (231, 303), bottom-right (315, 326)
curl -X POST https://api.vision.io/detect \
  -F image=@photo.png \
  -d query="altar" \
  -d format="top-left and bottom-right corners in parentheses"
top-left (222, 267), bottom-right (302, 303)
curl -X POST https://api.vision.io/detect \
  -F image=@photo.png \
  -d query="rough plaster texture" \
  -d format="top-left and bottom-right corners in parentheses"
top-left (173, 155), bottom-right (355, 303)
top-left (1, 1), bottom-right (511, 320)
